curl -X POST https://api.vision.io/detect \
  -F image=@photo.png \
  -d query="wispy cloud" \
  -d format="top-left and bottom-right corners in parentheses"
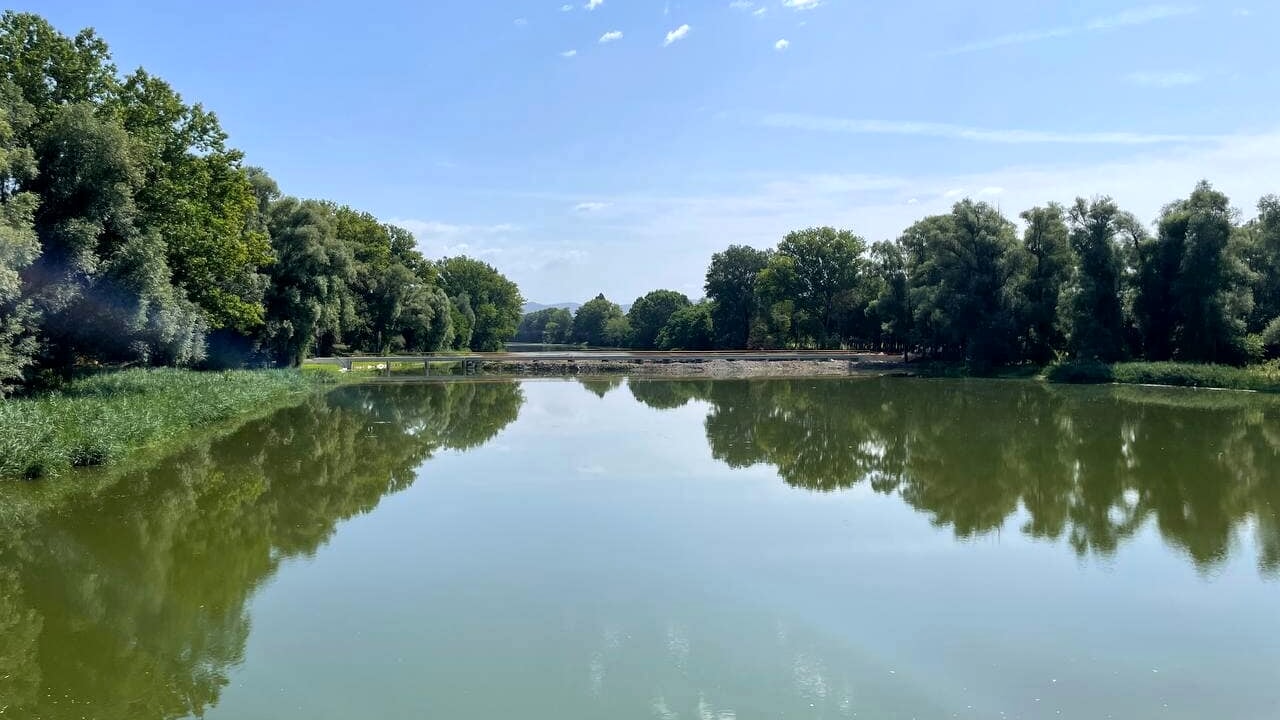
top-left (584, 0), bottom-right (603, 10)
top-left (783, 0), bottom-right (822, 9)
top-left (514, 17), bottom-right (527, 26)
top-left (1125, 70), bottom-right (1203, 87)
top-left (754, 7), bottom-right (767, 15)
top-left (560, 49), bottom-right (578, 58)
top-left (389, 220), bottom-right (519, 256)
top-left (599, 30), bottom-right (623, 43)
top-left (664, 24), bottom-right (691, 46)
top-left (775, 38), bottom-right (790, 51)
top-left (561, 3), bottom-right (574, 11)
top-left (760, 112), bottom-right (1214, 145)
top-left (941, 4), bottom-right (1196, 55)
top-left (729, 0), bottom-right (756, 9)
top-left (574, 202), bottom-right (610, 213)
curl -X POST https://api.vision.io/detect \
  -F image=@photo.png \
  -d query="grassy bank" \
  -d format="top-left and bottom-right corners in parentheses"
top-left (1046, 360), bottom-right (1280, 392)
top-left (1, 368), bottom-right (334, 480)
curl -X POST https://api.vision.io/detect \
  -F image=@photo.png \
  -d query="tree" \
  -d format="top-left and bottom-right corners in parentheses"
top-left (866, 241), bottom-right (911, 354)
top-left (603, 314), bottom-right (632, 347)
top-left (1019, 204), bottom-right (1072, 363)
top-left (1246, 196), bottom-right (1280, 334)
top-left (516, 307), bottom-right (574, 344)
top-left (0, 12), bottom-right (117, 116)
top-left (260, 198), bottom-right (353, 366)
top-left (1064, 198), bottom-right (1128, 362)
top-left (0, 84), bottom-right (38, 392)
top-left (657, 302), bottom-right (714, 350)
top-left (705, 245), bottom-right (769, 349)
top-left (571, 293), bottom-right (624, 346)
top-left (1154, 182), bottom-right (1251, 364)
top-left (907, 201), bottom-right (1027, 367)
top-left (775, 227), bottom-right (868, 347)
top-left (437, 256), bottom-right (522, 351)
top-left (27, 104), bottom-right (206, 370)
top-left (115, 69), bottom-right (271, 333)
top-left (627, 289), bottom-right (691, 349)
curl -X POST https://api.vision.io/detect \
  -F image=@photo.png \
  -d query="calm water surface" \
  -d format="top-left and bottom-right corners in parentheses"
top-left (2, 377), bottom-right (1278, 719)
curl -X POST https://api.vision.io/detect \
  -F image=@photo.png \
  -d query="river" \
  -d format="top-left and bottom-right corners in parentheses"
top-left (1, 377), bottom-right (1277, 719)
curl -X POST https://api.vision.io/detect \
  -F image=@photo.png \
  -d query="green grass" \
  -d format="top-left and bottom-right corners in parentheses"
top-left (1045, 360), bottom-right (1280, 393)
top-left (0, 368), bottom-right (333, 481)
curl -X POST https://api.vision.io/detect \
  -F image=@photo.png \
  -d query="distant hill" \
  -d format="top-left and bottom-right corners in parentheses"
top-left (522, 302), bottom-right (581, 315)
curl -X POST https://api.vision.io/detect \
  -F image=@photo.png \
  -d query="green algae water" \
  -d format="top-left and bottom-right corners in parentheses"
top-left (2, 377), bottom-right (1278, 719)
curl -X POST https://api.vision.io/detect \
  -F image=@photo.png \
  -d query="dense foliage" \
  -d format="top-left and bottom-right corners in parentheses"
top-left (560, 182), bottom-right (1279, 366)
top-left (0, 13), bottom-right (523, 393)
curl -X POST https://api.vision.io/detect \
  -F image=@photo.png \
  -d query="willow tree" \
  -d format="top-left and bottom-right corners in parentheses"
top-left (1063, 198), bottom-right (1128, 362)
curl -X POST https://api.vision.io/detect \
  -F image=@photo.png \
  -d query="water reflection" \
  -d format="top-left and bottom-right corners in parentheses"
top-left (630, 378), bottom-right (1280, 575)
top-left (0, 381), bottom-right (523, 720)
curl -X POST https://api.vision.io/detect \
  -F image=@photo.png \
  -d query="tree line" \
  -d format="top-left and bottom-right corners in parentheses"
top-left (539, 185), bottom-right (1280, 368)
top-left (0, 13), bottom-right (524, 393)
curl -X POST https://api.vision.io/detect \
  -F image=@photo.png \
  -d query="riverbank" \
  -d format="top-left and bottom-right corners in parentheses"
top-left (0, 369), bottom-right (333, 481)
top-left (320, 354), bottom-right (1280, 391)
top-left (1044, 360), bottom-right (1280, 393)
top-left (474, 355), bottom-right (910, 378)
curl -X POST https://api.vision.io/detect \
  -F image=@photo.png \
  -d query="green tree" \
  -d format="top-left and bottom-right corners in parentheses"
top-left (571, 293), bottom-right (624, 346)
top-left (28, 104), bottom-right (205, 370)
top-left (775, 227), bottom-right (867, 347)
top-left (705, 245), bottom-right (769, 349)
top-left (0, 12), bottom-right (117, 116)
top-left (866, 240), bottom-right (911, 354)
top-left (657, 301), bottom-right (714, 350)
top-left (1151, 182), bottom-right (1251, 364)
top-left (1064, 198), bottom-right (1128, 362)
top-left (437, 256), bottom-right (522, 351)
top-left (627, 289), bottom-right (691, 349)
top-left (1019, 204), bottom-right (1073, 362)
top-left (603, 314), bottom-right (632, 347)
top-left (907, 201), bottom-right (1027, 367)
top-left (114, 69), bottom-right (271, 333)
top-left (0, 84), bottom-right (38, 392)
top-left (516, 307), bottom-right (574, 344)
top-left (261, 198), bottom-right (353, 366)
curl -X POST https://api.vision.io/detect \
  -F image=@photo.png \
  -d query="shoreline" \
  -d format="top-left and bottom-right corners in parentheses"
top-left (471, 355), bottom-right (912, 379)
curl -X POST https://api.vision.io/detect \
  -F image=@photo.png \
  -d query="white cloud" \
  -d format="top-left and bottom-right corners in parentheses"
top-left (754, 7), bottom-right (767, 15)
top-left (560, 49), bottom-right (578, 58)
top-left (514, 17), bottom-right (528, 26)
top-left (906, 198), bottom-right (920, 205)
top-left (664, 24), bottom-right (691, 46)
top-left (943, 188), bottom-right (966, 199)
top-left (574, 202), bottom-right (610, 212)
top-left (471, 130), bottom-right (1280, 301)
top-left (760, 112), bottom-right (1215, 145)
top-left (783, 0), bottom-right (822, 9)
top-left (599, 30), bottom-right (623, 43)
top-left (978, 186), bottom-right (1005, 196)
top-left (561, 3), bottom-right (574, 11)
top-left (584, 0), bottom-right (603, 9)
top-left (775, 38), bottom-right (790, 50)
top-left (942, 4), bottom-right (1196, 55)
top-left (1125, 71), bottom-right (1203, 87)
top-left (389, 219), bottom-right (519, 255)
top-left (729, 0), bottom-right (755, 9)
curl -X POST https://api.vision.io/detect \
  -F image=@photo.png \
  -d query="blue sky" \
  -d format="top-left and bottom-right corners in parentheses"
top-left (25, 1), bottom-right (1279, 303)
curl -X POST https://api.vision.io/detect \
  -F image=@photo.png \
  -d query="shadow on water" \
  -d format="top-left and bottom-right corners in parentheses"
top-left (0, 381), bottom-right (524, 720)
top-left (629, 377), bottom-right (1280, 577)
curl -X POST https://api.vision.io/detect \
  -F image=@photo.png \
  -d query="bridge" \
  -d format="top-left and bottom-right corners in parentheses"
top-left (307, 350), bottom-right (894, 376)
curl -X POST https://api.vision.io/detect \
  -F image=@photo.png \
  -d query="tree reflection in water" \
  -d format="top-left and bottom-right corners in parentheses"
top-left (630, 377), bottom-right (1280, 576)
top-left (0, 381), bottom-right (524, 720)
